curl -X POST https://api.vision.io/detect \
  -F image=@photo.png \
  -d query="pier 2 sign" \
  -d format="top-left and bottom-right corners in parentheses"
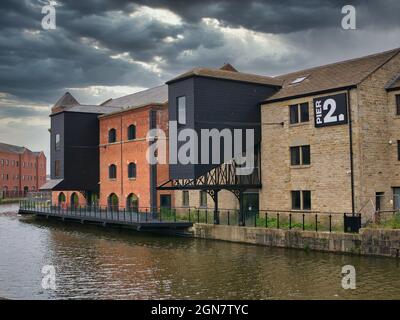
top-left (314, 93), bottom-right (348, 128)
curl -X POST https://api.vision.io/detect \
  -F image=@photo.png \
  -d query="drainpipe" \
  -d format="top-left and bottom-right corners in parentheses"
top-left (120, 114), bottom-right (123, 203)
top-left (347, 90), bottom-right (355, 213)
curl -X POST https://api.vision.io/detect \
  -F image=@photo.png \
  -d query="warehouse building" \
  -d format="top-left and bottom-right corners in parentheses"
top-left (44, 48), bottom-right (400, 221)
top-left (0, 142), bottom-right (46, 197)
top-left (260, 48), bottom-right (400, 218)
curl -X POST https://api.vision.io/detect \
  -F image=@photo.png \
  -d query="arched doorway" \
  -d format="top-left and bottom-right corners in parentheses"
top-left (108, 193), bottom-right (119, 212)
top-left (126, 193), bottom-right (139, 212)
top-left (58, 192), bottom-right (66, 206)
top-left (2, 186), bottom-right (8, 198)
top-left (23, 186), bottom-right (29, 195)
top-left (70, 192), bottom-right (79, 209)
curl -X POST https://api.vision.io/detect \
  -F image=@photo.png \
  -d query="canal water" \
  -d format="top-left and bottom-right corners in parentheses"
top-left (0, 204), bottom-right (399, 300)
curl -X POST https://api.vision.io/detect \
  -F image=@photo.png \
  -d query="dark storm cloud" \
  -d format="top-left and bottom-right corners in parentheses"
top-left (60, 0), bottom-right (400, 33)
top-left (0, 105), bottom-right (49, 119)
top-left (0, 0), bottom-right (399, 105)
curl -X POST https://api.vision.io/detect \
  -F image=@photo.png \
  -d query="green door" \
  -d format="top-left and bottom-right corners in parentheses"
top-left (242, 193), bottom-right (259, 226)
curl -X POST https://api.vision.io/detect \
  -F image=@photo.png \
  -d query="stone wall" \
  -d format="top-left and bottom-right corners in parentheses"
top-left (260, 89), bottom-right (357, 213)
top-left (192, 224), bottom-right (400, 258)
top-left (175, 189), bottom-right (239, 211)
top-left (357, 52), bottom-right (400, 214)
top-left (259, 51), bottom-right (400, 217)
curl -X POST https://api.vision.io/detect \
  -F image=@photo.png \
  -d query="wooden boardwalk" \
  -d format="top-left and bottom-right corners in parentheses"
top-left (19, 204), bottom-right (193, 230)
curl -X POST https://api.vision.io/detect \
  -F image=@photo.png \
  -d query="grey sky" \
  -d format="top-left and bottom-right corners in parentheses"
top-left (0, 0), bottom-right (399, 165)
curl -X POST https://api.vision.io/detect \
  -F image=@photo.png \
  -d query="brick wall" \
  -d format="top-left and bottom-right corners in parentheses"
top-left (51, 191), bottom-right (86, 207)
top-left (99, 104), bottom-right (173, 209)
top-left (1, 150), bottom-right (47, 196)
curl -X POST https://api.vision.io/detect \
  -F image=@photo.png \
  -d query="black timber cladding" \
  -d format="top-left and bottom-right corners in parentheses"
top-left (50, 111), bottom-right (101, 192)
top-left (168, 75), bottom-right (278, 180)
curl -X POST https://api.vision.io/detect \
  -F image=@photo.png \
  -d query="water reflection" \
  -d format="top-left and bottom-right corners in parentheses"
top-left (0, 204), bottom-right (399, 299)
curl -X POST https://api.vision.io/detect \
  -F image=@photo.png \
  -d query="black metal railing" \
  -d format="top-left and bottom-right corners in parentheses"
top-left (19, 201), bottom-right (360, 233)
top-left (19, 201), bottom-right (194, 224)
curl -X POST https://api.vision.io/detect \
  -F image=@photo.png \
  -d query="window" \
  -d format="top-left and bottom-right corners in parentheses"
top-left (302, 191), bottom-right (311, 210)
top-left (128, 162), bottom-right (136, 179)
top-left (290, 146), bottom-right (300, 165)
top-left (398, 141), bottom-right (400, 161)
top-left (54, 160), bottom-right (61, 178)
top-left (289, 105), bottom-right (299, 124)
top-left (177, 96), bottom-right (186, 125)
top-left (290, 145), bottom-right (310, 166)
top-left (396, 95), bottom-right (400, 115)
top-left (127, 125), bottom-right (136, 140)
top-left (300, 103), bottom-right (309, 122)
top-left (109, 164), bottom-right (117, 179)
top-left (182, 191), bottom-right (189, 207)
top-left (301, 145), bottom-right (310, 165)
top-left (291, 190), bottom-right (312, 210)
top-left (108, 128), bottom-right (117, 143)
top-left (291, 191), bottom-right (301, 210)
top-left (289, 102), bottom-right (309, 124)
top-left (55, 134), bottom-right (61, 151)
top-left (199, 191), bottom-right (207, 207)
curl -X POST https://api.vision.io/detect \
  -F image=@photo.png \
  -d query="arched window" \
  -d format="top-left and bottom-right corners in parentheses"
top-left (70, 192), bottom-right (79, 209)
top-left (58, 192), bottom-right (66, 205)
top-left (108, 128), bottom-right (116, 143)
top-left (109, 164), bottom-right (117, 179)
top-left (126, 193), bottom-right (139, 212)
top-left (127, 124), bottom-right (136, 140)
top-left (128, 162), bottom-right (136, 179)
top-left (108, 193), bottom-right (119, 211)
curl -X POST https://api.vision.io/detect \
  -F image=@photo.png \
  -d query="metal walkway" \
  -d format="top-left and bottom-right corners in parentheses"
top-left (19, 203), bottom-right (193, 230)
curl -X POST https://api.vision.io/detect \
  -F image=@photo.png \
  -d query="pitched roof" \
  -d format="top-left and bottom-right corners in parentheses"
top-left (0, 142), bottom-right (26, 154)
top-left (264, 48), bottom-right (400, 103)
top-left (167, 67), bottom-right (282, 86)
top-left (0, 142), bottom-right (41, 155)
top-left (60, 105), bottom-right (123, 114)
top-left (52, 92), bottom-right (80, 113)
top-left (102, 85), bottom-right (168, 108)
top-left (386, 74), bottom-right (400, 91)
top-left (220, 63), bottom-right (238, 72)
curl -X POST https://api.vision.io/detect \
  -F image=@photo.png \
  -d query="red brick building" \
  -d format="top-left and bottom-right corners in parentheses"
top-left (0, 142), bottom-right (47, 197)
top-left (98, 104), bottom-right (173, 210)
top-left (50, 85), bottom-right (174, 210)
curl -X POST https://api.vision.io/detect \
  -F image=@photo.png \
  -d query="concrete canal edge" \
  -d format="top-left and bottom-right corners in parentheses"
top-left (190, 224), bottom-right (400, 258)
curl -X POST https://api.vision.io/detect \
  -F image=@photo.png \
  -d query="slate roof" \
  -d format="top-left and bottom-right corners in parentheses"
top-left (167, 67), bottom-right (283, 86)
top-left (0, 142), bottom-right (41, 155)
top-left (263, 48), bottom-right (400, 102)
top-left (102, 85), bottom-right (168, 108)
top-left (60, 105), bottom-right (123, 114)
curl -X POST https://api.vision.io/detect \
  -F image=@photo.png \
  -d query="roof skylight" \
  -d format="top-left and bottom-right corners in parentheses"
top-left (290, 76), bottom-right (307, 84)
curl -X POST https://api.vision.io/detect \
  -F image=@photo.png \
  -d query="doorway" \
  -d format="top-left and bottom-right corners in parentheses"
top-left (241, 192), bottom-right (259, 225)
top-left (375, 192), bottom-right (384, 212)
top-left (160, 195), bottom-right (172, 209)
